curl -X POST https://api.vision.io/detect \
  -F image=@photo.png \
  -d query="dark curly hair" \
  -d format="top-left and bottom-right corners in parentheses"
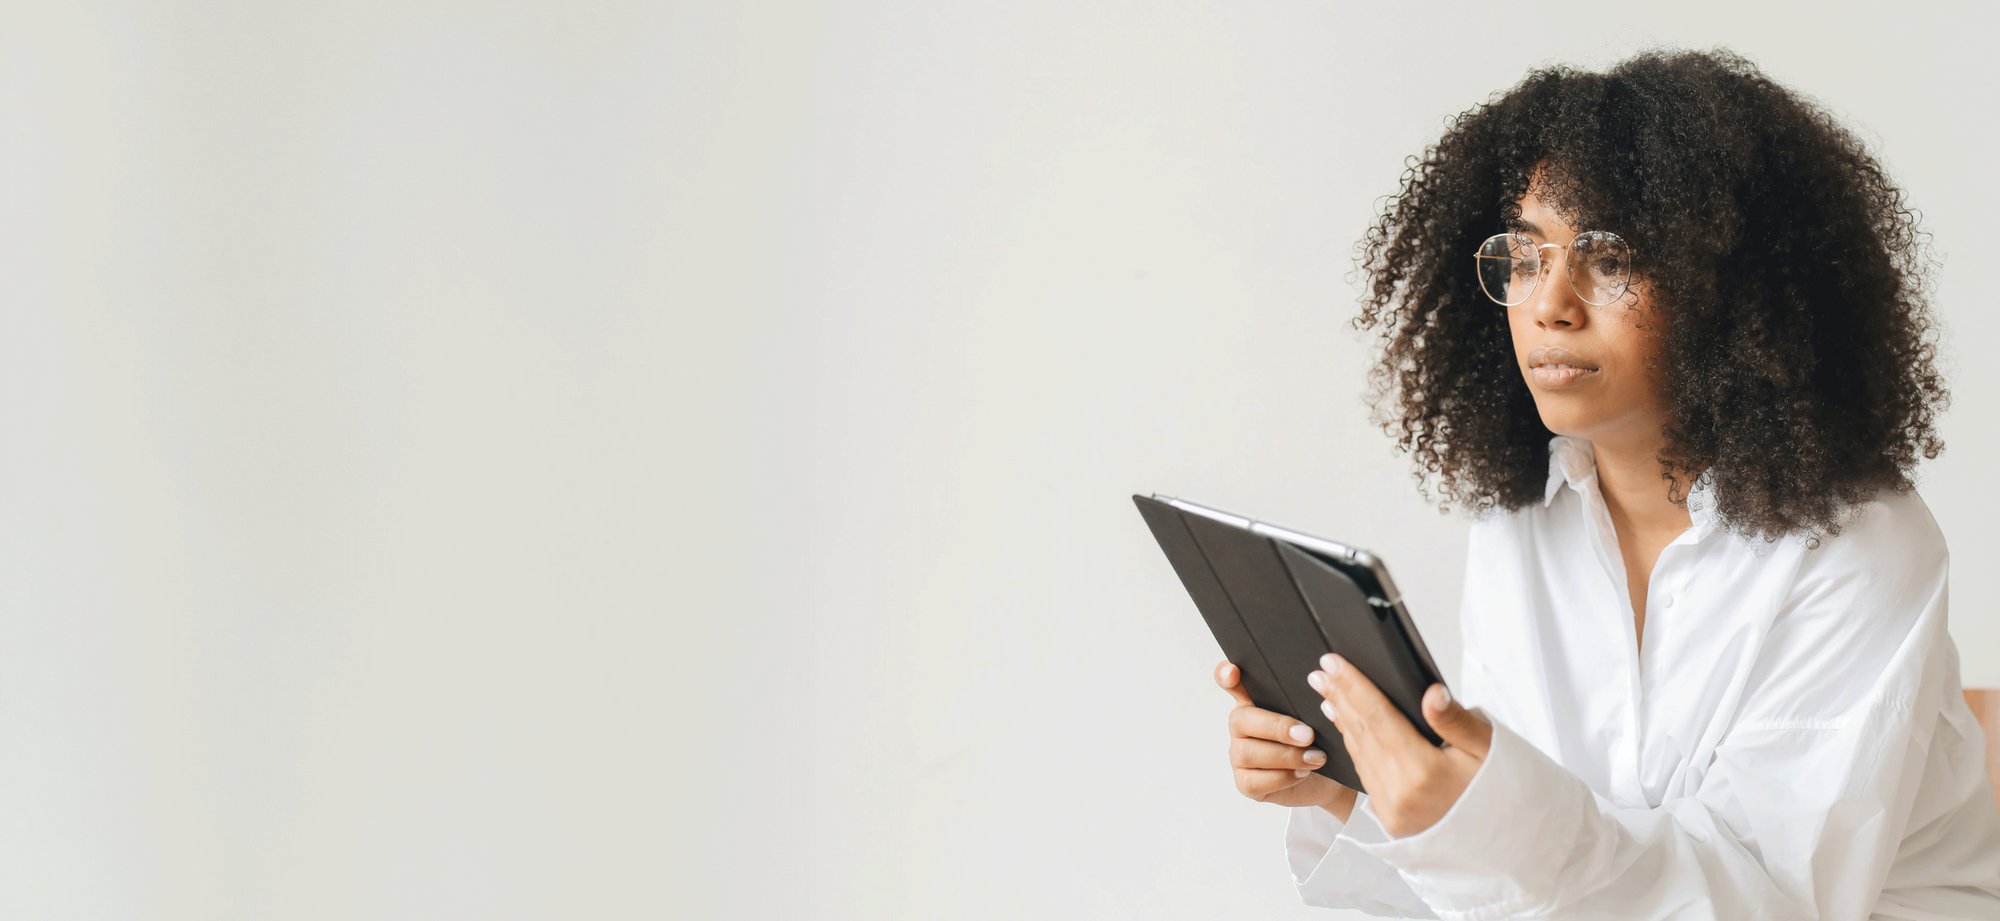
top-left (1357, 48), bottom-right (1947, 539)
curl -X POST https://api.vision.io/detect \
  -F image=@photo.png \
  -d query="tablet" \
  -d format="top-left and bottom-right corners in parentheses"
top-left (1132, 493), bottom-right (1446, 792)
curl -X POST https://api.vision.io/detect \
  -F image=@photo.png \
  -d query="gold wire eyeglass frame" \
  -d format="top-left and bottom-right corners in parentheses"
top-left (1473, 231), bottom-right (1634, 307)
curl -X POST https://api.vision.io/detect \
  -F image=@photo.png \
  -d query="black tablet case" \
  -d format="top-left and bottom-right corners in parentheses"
top-left (1133, 494), bottom-right (1442, 792)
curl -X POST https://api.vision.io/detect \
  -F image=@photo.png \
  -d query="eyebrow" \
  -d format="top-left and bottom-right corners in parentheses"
top-left (1507, 217), bottom-right (1546, 237)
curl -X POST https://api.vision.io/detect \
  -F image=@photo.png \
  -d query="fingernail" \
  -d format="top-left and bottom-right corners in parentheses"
top-left (1303, 749), bottom-right (1326, 765)
top-left (1438, 685), bottom-right (1452, 705)
top-left (1321, 654), bottom-right (1343, 676)
top-left (1288, 724), bottom-right (1313, 744)
top-left (1307, 671), bottom-right (1326, 692)
top-left (1321, 700), bottom-right (1339, 722)
top-left (1294, 769), bottom-right (1310, 778)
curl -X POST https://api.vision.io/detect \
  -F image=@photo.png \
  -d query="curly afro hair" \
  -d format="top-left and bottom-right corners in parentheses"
top-left (1357, 48), bottom-right (1947, 539)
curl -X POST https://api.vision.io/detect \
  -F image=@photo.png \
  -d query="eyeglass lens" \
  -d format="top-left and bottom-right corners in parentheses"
top-left (1474, 232), bottom-right (1631, 307)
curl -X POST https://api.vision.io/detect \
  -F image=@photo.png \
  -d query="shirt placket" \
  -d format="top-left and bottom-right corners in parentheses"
top-left (1573, 472), bottom-right (1648, 808)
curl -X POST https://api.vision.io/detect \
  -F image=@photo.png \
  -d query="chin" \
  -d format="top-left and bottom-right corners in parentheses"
top-left (1529, 402), bottom-right (1600, 442)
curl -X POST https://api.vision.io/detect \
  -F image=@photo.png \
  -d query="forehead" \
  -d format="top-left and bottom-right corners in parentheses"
top-left (1512, 187), bottom-right (1580, 242)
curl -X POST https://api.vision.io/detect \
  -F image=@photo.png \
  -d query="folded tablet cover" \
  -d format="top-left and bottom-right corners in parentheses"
top-left (1134, 494), bottom-right (1439, 792)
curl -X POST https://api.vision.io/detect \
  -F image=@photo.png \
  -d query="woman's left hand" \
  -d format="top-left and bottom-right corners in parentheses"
top-left (1309, 654), bottom-right (1493, 838)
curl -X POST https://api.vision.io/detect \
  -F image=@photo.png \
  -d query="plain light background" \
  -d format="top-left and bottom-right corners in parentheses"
top-left (0, 2), bottom-right (1993, 919)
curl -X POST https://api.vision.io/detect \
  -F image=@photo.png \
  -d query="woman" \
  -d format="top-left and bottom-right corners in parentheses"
top-left (1215, 50), bottom-right (2000, 919)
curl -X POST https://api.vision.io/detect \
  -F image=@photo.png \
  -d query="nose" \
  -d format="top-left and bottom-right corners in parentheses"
top-left (1525, 244), bottom-right (1588, 330)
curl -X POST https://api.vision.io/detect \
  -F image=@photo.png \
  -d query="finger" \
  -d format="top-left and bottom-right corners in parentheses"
top-left (1228, 703), bottom-right (1316, 747)
top-left (1235, 767), bottom-right (1311, 800)
top-left (1423, 684), bottom-right (1492, 758)
top-left (1231, 736), bottom-right (1329, 772)
top-left (1316, 654), bottom-right (1427, 753)
top-left (1215, 661), bottom-right (1255, 709)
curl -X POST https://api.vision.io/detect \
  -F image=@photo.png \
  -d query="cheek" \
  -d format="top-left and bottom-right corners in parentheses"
top-left (1628, 292), bottom-right (1669, 344)
top-left (1617, 287), bottom-right (1667, 354)
top-left (1506, 311), bottom-right (1537, 365)
top-left (1602, 311), bottom-right (1669, 398)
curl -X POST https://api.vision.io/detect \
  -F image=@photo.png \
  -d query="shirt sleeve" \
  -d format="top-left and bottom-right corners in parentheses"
top-left (1346, 533), bottom-right (1966, 921)
top-left (1285, 795), bottom-right (1436, 918)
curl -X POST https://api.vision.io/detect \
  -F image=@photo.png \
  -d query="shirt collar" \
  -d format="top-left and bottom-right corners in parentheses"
top-left (1683, 470), bottom-right (1721, 541)
top-left (1543, 435), bottom-right (1596, 506)
top-left (1542, 435), bottom-right (1723, 540)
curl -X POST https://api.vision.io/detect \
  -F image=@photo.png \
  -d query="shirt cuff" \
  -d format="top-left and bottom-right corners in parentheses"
top-left (1287, 796), bottom-right (1438, 918)
top-left (1351, 718), bottom-right (1592, 921)
top-left (1285, 800), bottom-right (1347, 883)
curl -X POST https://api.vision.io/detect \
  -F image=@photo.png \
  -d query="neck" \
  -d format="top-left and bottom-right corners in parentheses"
top-left (1586, 434), bottom-right (1692, 533)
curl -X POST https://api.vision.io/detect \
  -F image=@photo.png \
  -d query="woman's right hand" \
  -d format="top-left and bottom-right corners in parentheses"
top-left (1217, 661), bottom-right (1358, 821)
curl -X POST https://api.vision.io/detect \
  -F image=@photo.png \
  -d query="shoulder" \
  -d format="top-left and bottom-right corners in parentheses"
top-left (1463, 500), bottom-right (1552, 579)
top-left (1809, 487), bottom-right (1943, 559)
top-left (1741, 489), bottom-right (1950, 722)
top-left (1785, 488), bottom-right (1946, 614)
top-left (1464, 481), bottom-right (1586, 561)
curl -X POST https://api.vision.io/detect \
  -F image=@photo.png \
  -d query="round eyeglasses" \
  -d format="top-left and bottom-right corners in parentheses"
top-left (1473, 231), bottom-right (1633, 307)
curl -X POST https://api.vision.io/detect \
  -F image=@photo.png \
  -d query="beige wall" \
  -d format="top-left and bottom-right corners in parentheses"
top-left (0, 2), bottom-right (1992, 919)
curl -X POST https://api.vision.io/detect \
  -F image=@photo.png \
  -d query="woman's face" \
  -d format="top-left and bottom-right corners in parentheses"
top-left (1507, 186), bottom-right (1670, 452)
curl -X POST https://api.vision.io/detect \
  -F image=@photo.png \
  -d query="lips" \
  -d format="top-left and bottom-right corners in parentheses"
top-left (1527, 345), bottom-right (1600, 387)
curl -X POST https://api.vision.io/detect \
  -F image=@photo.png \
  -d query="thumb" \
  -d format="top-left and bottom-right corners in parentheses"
top-left (1422, 684), bottom-right (1492, 758)
top-left (1215, 661), bottom-right (1256, 708)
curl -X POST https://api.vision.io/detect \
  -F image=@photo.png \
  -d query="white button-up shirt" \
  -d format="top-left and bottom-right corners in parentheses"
top-left (1287, 437), bottom-right (2000, 920)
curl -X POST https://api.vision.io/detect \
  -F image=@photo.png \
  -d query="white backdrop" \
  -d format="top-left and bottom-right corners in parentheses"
top-left (0, 3), bottom-right (1993, 919)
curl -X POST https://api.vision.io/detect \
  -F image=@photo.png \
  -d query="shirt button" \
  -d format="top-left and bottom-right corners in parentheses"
top-left (1662, 593), bottom-right (1676, 608)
